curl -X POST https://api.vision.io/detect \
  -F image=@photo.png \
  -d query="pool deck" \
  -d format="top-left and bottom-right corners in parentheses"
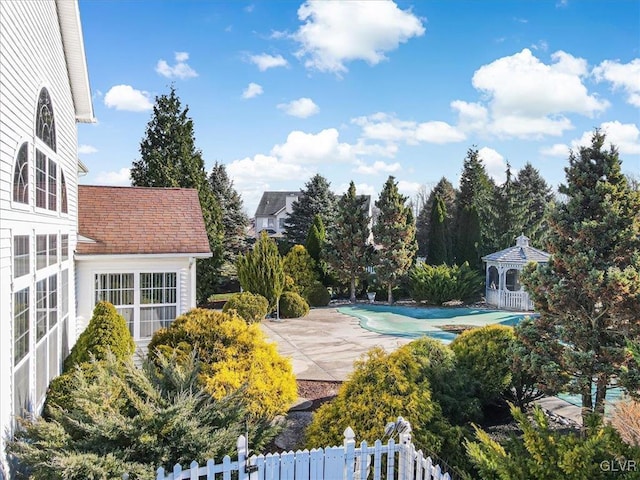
top-left (260, 304), bottom-right (582, 425)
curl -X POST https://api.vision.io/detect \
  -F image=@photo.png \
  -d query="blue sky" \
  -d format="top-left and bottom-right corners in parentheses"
top-left (77, 0), bottom-right (640, 215)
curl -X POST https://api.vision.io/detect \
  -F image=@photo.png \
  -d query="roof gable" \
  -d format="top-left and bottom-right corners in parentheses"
top-left (255, 191), bottom-right (301, 216)
top-left (77, 186), bottom-right (211, 256)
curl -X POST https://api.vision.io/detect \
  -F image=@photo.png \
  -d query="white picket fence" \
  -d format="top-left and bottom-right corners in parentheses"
top-left (141, 419), bottom-right (451, 480)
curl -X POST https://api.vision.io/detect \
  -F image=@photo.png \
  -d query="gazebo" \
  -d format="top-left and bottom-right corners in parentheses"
top-left (482, 234), bottom-right (550, 311)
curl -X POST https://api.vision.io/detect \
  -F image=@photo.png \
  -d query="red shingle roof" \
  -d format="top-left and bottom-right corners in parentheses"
top-left (77, 186), bottom-right (211, 256)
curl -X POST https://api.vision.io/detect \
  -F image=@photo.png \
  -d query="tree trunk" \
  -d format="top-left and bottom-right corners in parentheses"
top-left (581, 383), bottom-right (593, 429)
top-left (594, 374), bottom-right (608, 417)
top-left (350, 276), bottom-right (356, 304)
top-left (387, 283), bottom-right (393, 304)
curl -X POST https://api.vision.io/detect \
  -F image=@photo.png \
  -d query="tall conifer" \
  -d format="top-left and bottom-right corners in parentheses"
top-left (285, 174), bottom-right (335, 245)
top-left (427, 195), bottom-right (449, 265)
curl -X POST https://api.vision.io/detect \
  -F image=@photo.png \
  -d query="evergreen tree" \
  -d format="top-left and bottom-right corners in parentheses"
top-left (519, 131), bottom-right (640, 424)
top-left (372, 176), bottom-right (418, 303)
top-left (284, 174), bottom-right (335, 245)
top-left (416, 177), bottom-right (457, 261)
top-left (131, 86), bottom-right (223, 302)
top-left (236, 231), bottom-right (285, 312)
top-left (282, 245), bottom-right (317, 294)
top-left (209, 161), bottom-right (249, 279)
top-left (513, 162), bottom-right (553, 246)
top-left (325, 181), bottom-right (371, 303)
top-left (489, 162), bottom-right (527, 250)
top-left (455, 148), bottom-right (494, 267)
top-left (305, 214), bottom-right (327, 281)
top-left (426, 195), bottom-right (449, 265)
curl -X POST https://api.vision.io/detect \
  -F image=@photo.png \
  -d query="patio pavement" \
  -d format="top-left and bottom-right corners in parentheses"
top-left (260, 304), bottom-right (582, 425)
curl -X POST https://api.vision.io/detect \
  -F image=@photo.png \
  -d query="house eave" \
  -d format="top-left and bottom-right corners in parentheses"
top-left (75, 252), bottom-right (212, 261)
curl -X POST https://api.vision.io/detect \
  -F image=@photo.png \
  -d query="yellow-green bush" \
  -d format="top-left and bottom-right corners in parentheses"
top-left (283, 245), bottom-right (318, 294)
top-left (222, 292), bottom-right (269, 324)
top-left (303, 282), bottom-right (331, 307)
top-left (279, 292), bottom-right (310, 318)
top-left (63, 301), bottom-right (135, 372)
top-left (148, 309), bottom-right (297, 418)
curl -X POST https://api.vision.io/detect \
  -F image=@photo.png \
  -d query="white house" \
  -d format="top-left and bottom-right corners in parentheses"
top-left (254, 191), bottom-right (301, 237)
top-left (75, 185), bottom-right (211, 351)
top-left (0, 0), bottom-right (94, 475)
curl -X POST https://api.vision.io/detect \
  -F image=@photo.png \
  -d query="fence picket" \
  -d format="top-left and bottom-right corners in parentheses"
top-left (415, 449), bottom-right (423, 480)
top-left (310, 448), bottom-right (324, 480)
top-left (156, 467), bottom-right (165, 480)
top-left (172, 463), bottom-right (182, 479)
top-left (295, 449), bottom-right (310, 480)
top-left (373, 439), bottom-right (382, 480)
top-left (386, 438), bottom-right (396, 479)
top-left (254, 454), bottom-right (266, 480)
top-left (265, 453), bottom-right (279, 480)
top-left (356, 441), bottom-right (369, 480)
top-left (222, 455), bottom-right (233, 480)
top-left (280, 451), bottom-right (295, 480)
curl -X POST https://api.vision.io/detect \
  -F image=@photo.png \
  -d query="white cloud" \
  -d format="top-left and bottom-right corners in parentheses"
top-left (415, 121), bottom-right (466, 144)
top-left (335, 182), bottom-right (376, 197)
top-left (293, 0), bottom-right (425, 74)
top-left (352, 113), bottom-right (465, 145)
top-left (277, 97), bottom-right (319, 118)
top-left (270, 128), bottom-right (353, 164)
top-left (155, 52), bottom-right (198, 79)
top-left (78, 144), bottom-right (98, 154)
top-left (397, 180), bottom-right (422, 199)
top-left (242, 82), bottom-right (263, 99)
top-left (249, 53), bottom-right (288, 71)
top-left (244, 4), bottom-right (255, 13)
top-left (465, 48), bottom-right (609, 138)
top-left (94, 167), bottom-right (131, 185)
top-left (451, 100), bottom-right (489, 133)
top-left (592, 58), bottom-right (640, 107)
top-left (478, 147), bottom-right (507, 184)
top-left (353, 160), bottom-right (401, 175)
top-left (104, 85), bottom-right (153, 112)
top-left (227, 154), bottom-right (309, 181)
top-left (540, 143), bottom-right (570, 157)
top-left (572, 121), bottom-right (640, 155)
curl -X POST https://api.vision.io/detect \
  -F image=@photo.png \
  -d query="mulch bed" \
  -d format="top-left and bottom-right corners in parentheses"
top-left (297, 380), bottom-right (342, 410)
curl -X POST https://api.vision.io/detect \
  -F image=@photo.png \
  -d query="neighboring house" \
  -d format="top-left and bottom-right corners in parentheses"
top-left (76, 186), bottom-right (212, 350)
top-left (254, 191), bottom-right (301, 237)
top-left (0, 0), bottom-right (94, 475)
top-left (254, 191), bottom-right (374, 241)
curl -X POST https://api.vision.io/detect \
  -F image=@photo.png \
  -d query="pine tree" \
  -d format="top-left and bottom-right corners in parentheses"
top-left (455, 148), bottom-right (494, 268)
top-left (513, 162), bottom-right (553, 247)
top-left (416, 177), bottom-right (457, 260)
top-left (305, 214), bottom-right (327, 281)
top-left (427, 195), bottom-right (449, 265)
top-left (284, 174), bottom-right (335, 245)
top-left (519, 131), bottom-right (640, 424)
top-left (372, 176), bottom-right (418, 303)
top-left (209, 161), bottom-right (249, 279)
top-left (489, 162), bottom-right (527, 250)
top-left (131, 86), bottom-right (223, 302)
top-left (325, 181), bottom-right (372, 303)
top-left (236, 231), bottom-right (285, 312)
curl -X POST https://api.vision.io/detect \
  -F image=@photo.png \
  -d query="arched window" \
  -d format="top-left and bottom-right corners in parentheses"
top-left (60, 171), bottom-right (68, 214)
top-left (488, 265), bottom-right (499, 289)
top-left (13, 143), bottom-right (29, 204)
top-left (36, 88), bottom-right (56, 152)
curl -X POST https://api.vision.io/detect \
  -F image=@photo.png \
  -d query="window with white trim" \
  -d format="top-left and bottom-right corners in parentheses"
top-left (35, 274), bottom-right (58, 404)
top-left (13, 143), bottom-right (29, 204)
top-left (95, 273), bottom-right (135, 335)
top-left (36, 88), bottom-right (56, 151)
top-left (35, 150), bottom-right (57, 211)
top-left (14, 235), bottom-right (30, 278)
top-left (48, 234), bottom-right (57, 266)
top-left (13, 288), bottom-right (30, 418)
top-left (61, 171), bottom-right (68, 213)
top-left (140, 272), bottom-right (177, 338)
top-left (61, 234), bottom-right (69, 262)
top-left (61, 269), bottom-right (70, 359)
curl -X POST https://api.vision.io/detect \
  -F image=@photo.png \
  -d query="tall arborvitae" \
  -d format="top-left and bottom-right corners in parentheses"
top-left (489, 162), bottom-right (527, 250)
top-left (519, 131), bottom-right (640, 424)
top-left (285, 174), bottom-right (335, 245)
top-left (455, 148), bottom-right (494, 268)
top-left (426, 195), bottom-right (449, 265)
top-left (305, 214), bottom-right (326, 281)
top-left (131, 86), bottom-right (222, 302)
top-left (209, 161), bottom-right (249, 279)
top-left (372, 176), bottom-right (418, 304)
top-left (325, 181), bottom-right (371, 303)
top-left (512, 162), bottom-right (553, 247)
top-left (416, 177), bottom-right (457, 259)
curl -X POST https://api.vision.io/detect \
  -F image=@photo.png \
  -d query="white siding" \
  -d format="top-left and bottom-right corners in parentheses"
top-left (0, 1), bottom-right (81, 474)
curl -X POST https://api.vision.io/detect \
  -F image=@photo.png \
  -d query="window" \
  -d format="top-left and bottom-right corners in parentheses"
top-left (505, 269), bottom-right (521, 292)
top-left (14, 288), bottom-right (30, 366)
top-left (61, 270), bottom-right (69, 359)
top-left (36, 88), bottom-right (56, 151)
top-left (61, 234), bottom-right (69, 261)
top-left (48, 234), bottom-right (57, 266)
top-left (36, 279), bottom-right (47, 341)
top-left (267, 218), bottom-right (275, 228)
top-left (35, 150), bottom-right (57, 211)
top-left (13, 143), bottom-right (29, 204)
top-left (140, 273), bottom-right (177, 338)
top-left (278, 218), bottom-right (286, 230)
top-left (48, 158), bottom-right (57, 210)
top-left (60, 171), bottom-right (67, 213)
top-left (35, 274), bottom-right (58, 404)
top-left (95, 273), bottom-right (135, 334)
top-left (13, 235), bottom-right (30, 278)
top-left (36, 235), bottom-right (47, 269)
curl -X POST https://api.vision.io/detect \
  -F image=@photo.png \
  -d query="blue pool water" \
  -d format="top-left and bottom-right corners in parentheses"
top-left (338, 304), bottom-right (535, 343)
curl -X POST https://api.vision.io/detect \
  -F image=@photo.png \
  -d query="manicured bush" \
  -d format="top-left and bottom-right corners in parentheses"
top-left (63, 301), bottom-right (135, 372)
top-left (148, 308), bottom-right (297, 418)
top-left (283, 245), bottom-right (318, 294)
top-left (303, 282), bottom-right (331, 307)
top-left (450, 324), bottom-right (514, 407)
top-left (409, 262), bottom-right (482, 305)
top-left (279, 292), bottom-right (310, 318)
top-left (222, 292), bottom-right (269, 324)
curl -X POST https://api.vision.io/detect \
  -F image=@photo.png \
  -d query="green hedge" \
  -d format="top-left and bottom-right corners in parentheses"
top-left (303, 282), bottom-right (331, 307)
top-left (222, 292), bottom-right (269, 324)
top-left (279, 292), bottom-right (310, 318)
top-left (409, 262), bottom-right (482, 305)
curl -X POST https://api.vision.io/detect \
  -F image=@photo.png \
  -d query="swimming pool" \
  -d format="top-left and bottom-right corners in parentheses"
top-left (338, 304), bottom-right (534, 343)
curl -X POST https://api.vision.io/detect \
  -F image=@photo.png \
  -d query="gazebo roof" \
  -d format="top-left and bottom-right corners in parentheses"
top-left (482, 234), bottom-right (550, 264)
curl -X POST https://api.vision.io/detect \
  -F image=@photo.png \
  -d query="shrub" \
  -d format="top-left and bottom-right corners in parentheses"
top-left (279, 292), bottom-right (310, 318)
top-left (9, 352), bottom-right (277, 480)
top-left (283, 245), bottom-right (318, 294)
top-left (450, 324), bottom-right (514, 407)
top-left (63, 301), bottom-right (135, 372)
top-left (409, 262), bottom-right (482, 305)
top-left (222, 292), bottom-right (269, 324)
top-left (148, 309), bottom-right (297, 417)
top-left (303, 282), bottom-right (331, 307)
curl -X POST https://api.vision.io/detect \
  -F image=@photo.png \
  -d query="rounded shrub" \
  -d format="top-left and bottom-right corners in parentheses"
top-left (303, 282), bottom-right (331, 307)
top-left (222, 292), bottom-right (269, 324)
top-left (148, 308), bottom-right (297, 418)
top-left (409, 262), bottom-right (482, 305)
top-left (63, 301), bottom-right (135, 372)
top-left (279, 292), bottom-right (310, 318)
